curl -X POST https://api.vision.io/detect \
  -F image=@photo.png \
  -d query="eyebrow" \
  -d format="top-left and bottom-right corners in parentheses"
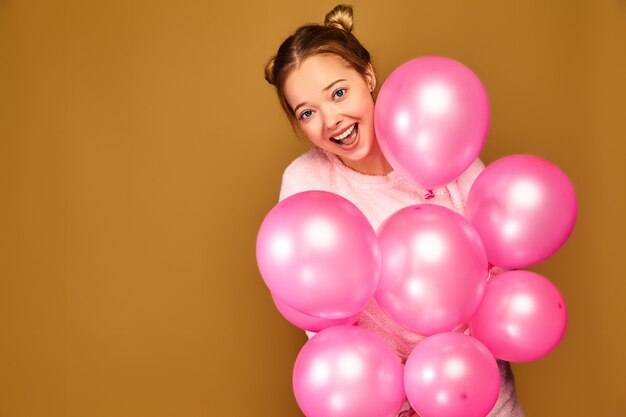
top-left (292, 79), bottom-right (348, 114)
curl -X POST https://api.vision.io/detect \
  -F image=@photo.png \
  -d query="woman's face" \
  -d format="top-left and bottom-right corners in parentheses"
top-left (284, 54), bottom-right (377, 164)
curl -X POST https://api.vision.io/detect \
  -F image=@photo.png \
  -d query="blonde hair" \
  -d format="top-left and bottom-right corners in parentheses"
top-left (264, 4), bottom-right (375, 138)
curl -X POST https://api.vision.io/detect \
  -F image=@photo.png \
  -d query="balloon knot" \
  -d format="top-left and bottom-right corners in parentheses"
top-left (425, 190), bottom-right (435, 199)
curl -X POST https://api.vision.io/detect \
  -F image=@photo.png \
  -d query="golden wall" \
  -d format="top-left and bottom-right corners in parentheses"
top-left (1, 0), bottom-right (624, 415)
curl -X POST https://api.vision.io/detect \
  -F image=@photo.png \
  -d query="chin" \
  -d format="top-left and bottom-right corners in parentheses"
top-left (352, 137), bottom-right (373, 159)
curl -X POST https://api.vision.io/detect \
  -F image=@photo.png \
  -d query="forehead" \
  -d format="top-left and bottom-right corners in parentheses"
top-left (284, 54), bottom-right (361, 106)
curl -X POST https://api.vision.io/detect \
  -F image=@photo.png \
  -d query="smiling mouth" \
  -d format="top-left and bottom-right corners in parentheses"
top-left (331, 123), bottom-right (358, 146)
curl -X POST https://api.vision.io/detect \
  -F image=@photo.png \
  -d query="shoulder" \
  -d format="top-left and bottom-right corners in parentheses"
top-left (465, 157), bottom-right (486, 178)
top-left (443, 158), bottom-right (486, 210)
top-left (283, 147), bottom-right (331, 178)
top-left (455, 158), bottom-right (485, 190)
top-left (279, 148), bottom-right (334, 201)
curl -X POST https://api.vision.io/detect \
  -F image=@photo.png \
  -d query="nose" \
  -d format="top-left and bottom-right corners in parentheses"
top-left (323, 107), bottom-right (342, 131)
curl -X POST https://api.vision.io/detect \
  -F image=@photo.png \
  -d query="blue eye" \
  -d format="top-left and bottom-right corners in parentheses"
top-left (299, 110), bottom-right (313, 120)
top-left (334, 88), bottom-right (346, 99)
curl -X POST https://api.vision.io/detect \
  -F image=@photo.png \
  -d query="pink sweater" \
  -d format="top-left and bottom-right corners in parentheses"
top-left (279, 147), bottom-right (524, 417)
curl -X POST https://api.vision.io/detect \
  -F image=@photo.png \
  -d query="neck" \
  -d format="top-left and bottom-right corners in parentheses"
top-left (338, 140), bottom-right (393, 176)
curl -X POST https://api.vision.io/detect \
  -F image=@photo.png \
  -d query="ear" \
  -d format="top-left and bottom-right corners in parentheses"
top-left (364, 63), bottom-right (377, 92)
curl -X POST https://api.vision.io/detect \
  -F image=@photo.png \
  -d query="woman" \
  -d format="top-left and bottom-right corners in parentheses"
top-left (264, 4), bottom-right (525, 416)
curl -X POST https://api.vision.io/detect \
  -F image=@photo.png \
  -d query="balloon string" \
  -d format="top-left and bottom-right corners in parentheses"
top-left (424, 190), bottom-right (435, 199)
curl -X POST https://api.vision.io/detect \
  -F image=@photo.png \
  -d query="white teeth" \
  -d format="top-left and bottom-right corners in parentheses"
top-left (332, 124), bottom-right (356, 140)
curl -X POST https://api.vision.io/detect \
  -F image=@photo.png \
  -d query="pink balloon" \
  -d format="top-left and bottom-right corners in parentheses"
top-left (466, 154), bottom-right (577, 269)
top-left (405, 333), bottom-right (500, 417)
top-left (375, 56), bottom-right (489, 189)
top-left (271, 293), bottom-right (360, 332)
top-left (293, 325), bottom-right (405, 417)
top-left (256, 191), bottom-right (380, 319)
top-left (375, 204), bottom-right (489, 336)
top-left (468, 270), bottom-right (567, 362)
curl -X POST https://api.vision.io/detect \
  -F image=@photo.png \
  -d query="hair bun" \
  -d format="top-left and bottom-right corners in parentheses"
top-left (264, 56), bottom-right (276, 85)
top-left (324, 4), bottom-right (353, 32)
